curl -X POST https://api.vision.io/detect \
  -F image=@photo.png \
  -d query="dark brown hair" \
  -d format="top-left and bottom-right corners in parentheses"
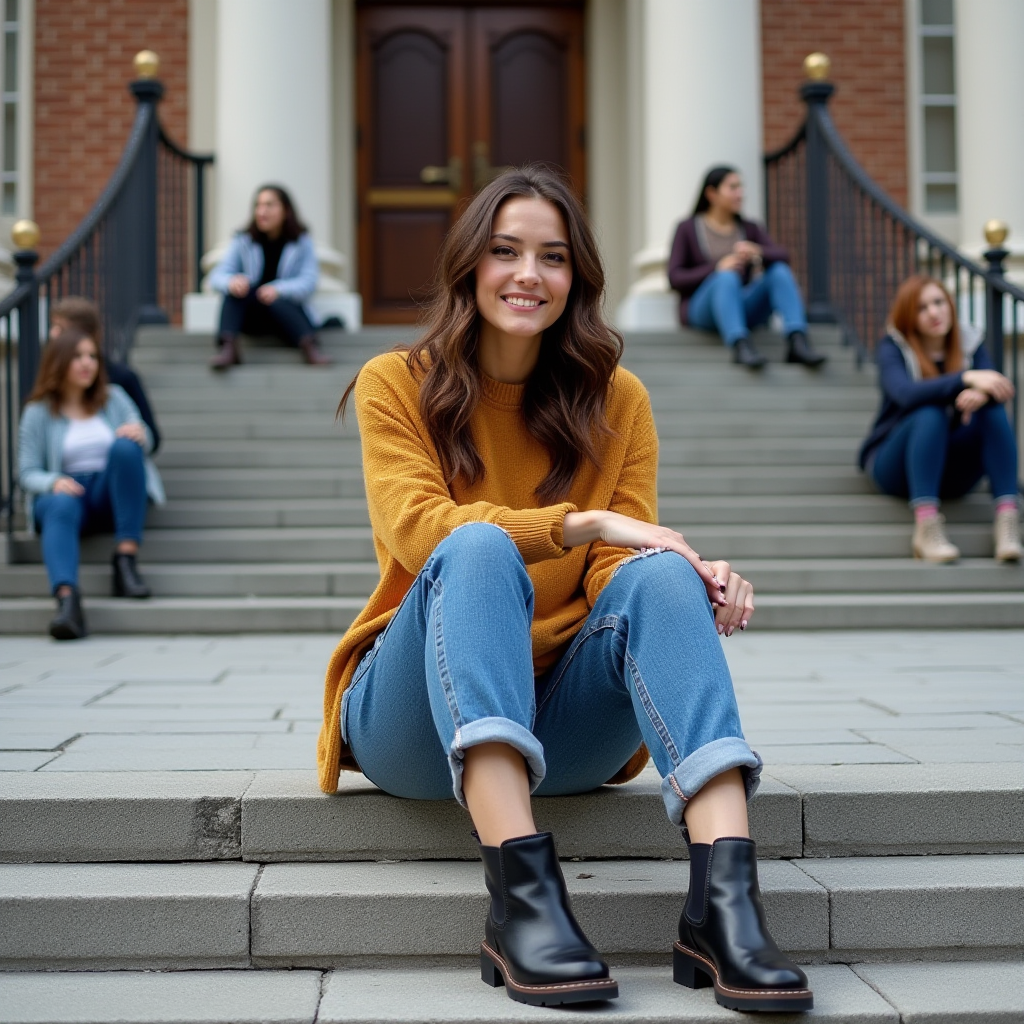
top-left (245, 184), bottom-right (307, 243)
top-left (27, 325), bottom-right (108, 415)
top-left (888, 274), bottom-right (963, 378)
top-left (340, 165), bottom-right (623, 502)
top-left (693, 165), bottom-right (741, 217)
top-left (50, 296), bottom-right (101, 342)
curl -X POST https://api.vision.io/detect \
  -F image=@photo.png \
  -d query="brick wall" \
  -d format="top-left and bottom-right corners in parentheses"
top-left (761, 0), bottom-right (908, 207)
top-left (34, 0), bottom-right (188, 259)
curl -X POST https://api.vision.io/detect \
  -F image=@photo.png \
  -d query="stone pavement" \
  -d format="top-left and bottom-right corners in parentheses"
top-left (2, 629), bottom-right (1022, 774)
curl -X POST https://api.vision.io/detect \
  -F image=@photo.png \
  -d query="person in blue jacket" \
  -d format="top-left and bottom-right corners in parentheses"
top-left (207, 184), bottom-right (331, 369)
top-left (859, 274), bottom-right (1021, 563)
top-left (18, 326), bottom-right (165, 640)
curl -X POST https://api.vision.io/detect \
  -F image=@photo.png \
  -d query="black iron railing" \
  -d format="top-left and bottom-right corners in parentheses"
top-left (0, 56), bottom-right (213, 541)
top-left (765, 66), bottom-right (1023, 455)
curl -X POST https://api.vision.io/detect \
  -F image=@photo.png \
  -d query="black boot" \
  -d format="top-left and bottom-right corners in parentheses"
top-left (732, 337), bottom-right (767, 369)
top-left (112, 552), bottom-right (151, 599)
top-left (298, 335), bottom-right (332, 366)
top-left (49, 587), bottom-right (87, 641)
top-left (785, 331), bottom-right (827, 368)
top-left (674, 837), bottom-right (813, 1012)
top-left (478, 832), bottom-right (618, 1006)
top-left (210, 334), bottom-right (243, 370)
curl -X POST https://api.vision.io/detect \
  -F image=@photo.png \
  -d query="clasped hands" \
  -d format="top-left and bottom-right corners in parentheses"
top-left (228, 275), bottom-right (279, 304)
top-left (52, 424), bottom-right (147, 496)
top-left (716, 240), bottom-right (763, 274)
top-left (562, 509), bottom-right (754, 637)
top-left (957, 369), bottom-right (1015, 424)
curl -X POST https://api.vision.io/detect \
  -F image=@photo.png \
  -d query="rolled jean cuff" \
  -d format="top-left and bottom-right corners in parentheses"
top-left (448, 717), bottom-right (547, 809)
top-left (908, 496), bottom-right (940, 509)
top-left (660, 736), bottom-right (763, 826)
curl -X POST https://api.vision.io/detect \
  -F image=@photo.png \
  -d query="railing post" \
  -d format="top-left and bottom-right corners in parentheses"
top-left (12, 219), bottom-right (40, 405)
top-left (983, 219), bottom-right (1009, 370)
top-left (129, 50), bottom-right (168, 325)
top-left (800, 53), bottom-right (837, 323)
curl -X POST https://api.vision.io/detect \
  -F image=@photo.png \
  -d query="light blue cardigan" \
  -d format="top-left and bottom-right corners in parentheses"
top-left (207, 232), bottom-right (320, 325)
top-left (18, 384), bottom-right (166, 529)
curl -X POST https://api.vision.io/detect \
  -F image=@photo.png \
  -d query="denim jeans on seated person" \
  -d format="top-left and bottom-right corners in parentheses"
top-left (218, 291), bottom-right (316, 347)
top-left (870, 402), bottom-right (1019, 508)
top-left (32, 437), bottom-right (148, 593)
top-left (687, 261), bottom-right (808, 347)
top-left (342, 522), bottom-right (761, 826)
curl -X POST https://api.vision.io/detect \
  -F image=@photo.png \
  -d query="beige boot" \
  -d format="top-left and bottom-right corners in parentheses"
top-left (912, 514), bottom-right (960, 563)
top-left (994, 507), bottom-right (1023, 563)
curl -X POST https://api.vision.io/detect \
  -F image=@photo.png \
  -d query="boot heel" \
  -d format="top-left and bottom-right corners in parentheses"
top-left (673, 945), bottom-right (712, 989)
top-left (480, 948), bottom-right (504, 988)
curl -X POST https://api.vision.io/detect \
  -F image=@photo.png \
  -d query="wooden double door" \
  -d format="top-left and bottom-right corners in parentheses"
top-left (356, 3), bottom-right (585, 323)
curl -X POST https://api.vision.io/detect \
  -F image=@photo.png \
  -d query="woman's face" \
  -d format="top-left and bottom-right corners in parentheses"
top-left (254, 190), bottom-right (286, 235)
top-left (707, 173), bottom-right (744, 216)
top-left (916, 283), bottom-right (952, 342)
top-left (474, 196), bottom-right (573, 343)
top-left (65, 338), bottom-right (99, 393)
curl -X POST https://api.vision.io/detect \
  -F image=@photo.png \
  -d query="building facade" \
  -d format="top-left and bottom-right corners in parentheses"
top-left (8, 0), bottom-right (1024, 324)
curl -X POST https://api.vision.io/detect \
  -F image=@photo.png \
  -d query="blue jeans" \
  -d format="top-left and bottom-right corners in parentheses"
top-left (342, 523), bottom-right (761, 826)
top-left (32, 438), bottom-right (148, 593)
top-left (687, 262), bottom-right (808, 346)
top-left (870, 403), bottom-right (1019, 507)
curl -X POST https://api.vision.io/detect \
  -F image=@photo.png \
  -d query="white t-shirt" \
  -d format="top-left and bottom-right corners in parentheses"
top-left (62, 416), bottom-right (116, 475)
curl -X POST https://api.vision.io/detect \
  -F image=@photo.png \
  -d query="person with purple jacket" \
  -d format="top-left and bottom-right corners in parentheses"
top-left (667, 166), bottom-right (826, 369)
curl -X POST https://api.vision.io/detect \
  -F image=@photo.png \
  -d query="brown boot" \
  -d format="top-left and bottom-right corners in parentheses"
top-left (298, 335), bottom-right (332, 366)
top-left (210, 335), bottom-right (242, 371)
top-left (912, 514), bottom-right (960, 563)
top-left (994, 507), bottom-right (1022, 563)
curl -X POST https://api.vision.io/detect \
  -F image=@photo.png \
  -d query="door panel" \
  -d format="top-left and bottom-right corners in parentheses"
top-left (356, 3), bottom-right (585, 324)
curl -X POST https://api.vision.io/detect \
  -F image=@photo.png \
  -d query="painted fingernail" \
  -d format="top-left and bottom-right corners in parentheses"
top-left (740, 621), bottom-right (748, 631)
top-left (717, 624), bottom-right (724, 635)
top-left (726, 626), bottom-right (734, 637)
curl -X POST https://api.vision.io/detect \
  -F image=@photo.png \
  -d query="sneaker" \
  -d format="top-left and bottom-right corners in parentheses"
top-left (912, 514), bottom-right (960, 563)
top-left (994, 507), bottom-right (1022, 563)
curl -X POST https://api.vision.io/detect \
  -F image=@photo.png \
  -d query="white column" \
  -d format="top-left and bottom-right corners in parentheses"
top-left (617, 0), bottom-right (763, 330)
top-left (955, 0), bottom-right (1024, 263)
top-left (212, 0), bottom-right (345, 288)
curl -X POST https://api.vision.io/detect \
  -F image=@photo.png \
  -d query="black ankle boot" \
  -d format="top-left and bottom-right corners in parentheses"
top-left (112, 552), bottom-right (151, 599)
top-left (785, 331), bottom-right (827, 367)
top-left (732, 337), bottom-right (767, 368)
top-left (49, 587), bottom-right (87, 641)
top-left (477, 832), bottom-right (617, 1006)
top-left (674, 837), bottom-right (813, 1012)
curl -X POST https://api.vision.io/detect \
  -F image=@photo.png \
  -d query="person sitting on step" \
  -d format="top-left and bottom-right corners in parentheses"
top-left (667, 165), bottom-right (826, 370)
top-left (17, 327), bottom-right (165, 640)
top-left (49, 295), bottom-right (162, 455)
top-left (320, 166), bottom-right (813, 1014)
top-left (207, 183), bottom-right (331, 369)
top-left (859, 274), bottom-right (1021, 564)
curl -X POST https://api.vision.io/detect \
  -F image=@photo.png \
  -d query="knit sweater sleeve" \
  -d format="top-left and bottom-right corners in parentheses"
top-left (355, 358), bottom-right (576, 573)
top-left (583, 382), bottom-right (660, 605)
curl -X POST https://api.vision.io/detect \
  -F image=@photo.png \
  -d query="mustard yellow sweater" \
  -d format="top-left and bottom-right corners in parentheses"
top-left (317, 351), bottom-right (659, 792)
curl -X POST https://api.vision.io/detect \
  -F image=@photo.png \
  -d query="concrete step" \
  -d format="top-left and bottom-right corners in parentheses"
top-left (2, 853), bottom-right (1022, 969)
top-left (7, 962), bottom-right (1023, 1024)
top-left (4, 765), bottom-right (1019, 865)
top-left (8, 522), bottom-right (1007, 566)
top-left (6, 556), bottom-right (1019, 601)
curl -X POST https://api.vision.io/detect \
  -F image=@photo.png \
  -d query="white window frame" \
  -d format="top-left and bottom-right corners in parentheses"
top-left (0, 0), bottom-right (32, 244)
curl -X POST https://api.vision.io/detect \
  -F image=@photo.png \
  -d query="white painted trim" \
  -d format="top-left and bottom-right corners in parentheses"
top-left (331, 0), bottom-right (355, 291)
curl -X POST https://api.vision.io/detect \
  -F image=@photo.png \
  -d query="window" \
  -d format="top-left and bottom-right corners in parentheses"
top-left (0, 0), bottom-right (18, 216)
top-left (919, 0), bottom-right (957, 213)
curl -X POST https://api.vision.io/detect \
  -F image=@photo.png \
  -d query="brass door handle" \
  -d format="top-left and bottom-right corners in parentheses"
top-left (420, 156), bottom-right (463, 191)
top-left (472, 141), bottom-right (511, 191)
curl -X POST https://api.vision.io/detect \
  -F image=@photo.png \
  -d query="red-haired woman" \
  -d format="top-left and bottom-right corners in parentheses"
top-left (319, 167), bottom-right (812, 1013)
top-left (17, 328), bottom-right (165, 639)
top-left (859, 275), bottom-right (1021, 562)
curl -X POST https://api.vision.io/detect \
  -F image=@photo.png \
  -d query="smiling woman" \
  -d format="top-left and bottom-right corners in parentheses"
top-left (322, 166), bottom-right (813, 1014)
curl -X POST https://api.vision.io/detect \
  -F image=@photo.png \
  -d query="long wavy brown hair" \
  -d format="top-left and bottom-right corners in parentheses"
top-left (340, 165), bottom-right (623, 502)
top-left (888, 274), bottom-right (963, 378)
top-left (27, 326), bottom-right (108, 415)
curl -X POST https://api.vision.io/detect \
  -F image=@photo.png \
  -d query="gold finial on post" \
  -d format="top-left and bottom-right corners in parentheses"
top-left (11, 219), bottom-right (40, 250)
top-left (803, 52), bottom-right (831, 81)
top-left (133, 50), bottom-right (160, 80)
top-left (984, 220), bottom-right (1009, 248)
